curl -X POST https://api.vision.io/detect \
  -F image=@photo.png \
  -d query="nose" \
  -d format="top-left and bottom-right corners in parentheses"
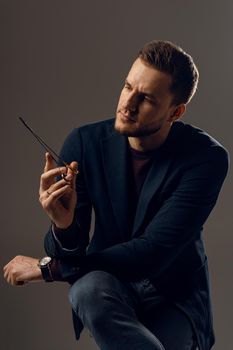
top-left (124, 91), bottom-right (138, 113)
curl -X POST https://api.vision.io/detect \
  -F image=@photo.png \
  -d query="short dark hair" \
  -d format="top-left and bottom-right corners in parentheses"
top-left (138, 40), bottom-right (199, 105)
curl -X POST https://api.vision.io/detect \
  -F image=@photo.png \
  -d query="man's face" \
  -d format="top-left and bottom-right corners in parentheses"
top-left (115, 58), bottom-right (177, 137)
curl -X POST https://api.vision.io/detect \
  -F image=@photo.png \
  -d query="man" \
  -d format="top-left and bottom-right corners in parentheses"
top-left (4, 40), bottom-right (229, 350)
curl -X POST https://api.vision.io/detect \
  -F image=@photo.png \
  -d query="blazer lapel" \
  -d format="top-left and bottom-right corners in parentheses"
top-left (132, 151), bottom-right (172, 235)
top-left (101, 132), bottom-right (130, 239)
top-left (132, 121), bottom-right (185, 236)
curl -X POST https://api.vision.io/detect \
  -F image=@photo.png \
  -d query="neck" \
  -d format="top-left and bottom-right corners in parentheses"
top-left (128, 126), bottom-right (172, 152)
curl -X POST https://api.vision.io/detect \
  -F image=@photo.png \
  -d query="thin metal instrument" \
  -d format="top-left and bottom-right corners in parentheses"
top-left (18, 116), bottom-right (78, 174)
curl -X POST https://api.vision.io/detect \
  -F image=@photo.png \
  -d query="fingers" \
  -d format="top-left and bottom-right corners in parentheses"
top-left (44, 161), bottom-right (78, 198)
top-left (40, 152), bottom-right (65, 193)
top-left (39, 158), bottom-right (78, 226)
top-left (40, 155), bottom-right (78, 194)
top-left (39, 174), bottom-right (73, 203)
top-left (41, 184), bottom-right (72, 210)
top-left (3, 256), bottom-right (41, 286)
top-left (67, 161), bottom-right (78, 176)
top-left (40, 166), bottom-right (67, 194)
top-left (3, 257), bottom-right (24, 286)
top-left (44, 152), bottom-right (54, 172)
top-left (64, 161), bottom-right (78, 189)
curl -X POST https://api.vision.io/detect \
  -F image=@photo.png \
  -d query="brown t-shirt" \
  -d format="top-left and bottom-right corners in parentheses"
top-left (129, 146), bottom-right (157, 199)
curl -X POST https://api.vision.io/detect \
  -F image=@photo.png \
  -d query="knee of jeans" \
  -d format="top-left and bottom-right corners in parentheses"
top-left (68, 270), bottom-right (116, 314)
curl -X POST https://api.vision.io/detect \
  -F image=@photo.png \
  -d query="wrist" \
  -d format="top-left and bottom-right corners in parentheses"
top-left (38, 256), bottom-right (53, 282)
top-left (52, 218), bottom-right (81, 250)
top-left (53, 218), bottom-right (73, 230)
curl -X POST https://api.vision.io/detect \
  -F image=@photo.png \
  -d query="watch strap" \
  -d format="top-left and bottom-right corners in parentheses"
top-left (38, 257), bottom-right (54, 282)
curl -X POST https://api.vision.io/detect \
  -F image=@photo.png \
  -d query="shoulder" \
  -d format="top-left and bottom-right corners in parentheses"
top-left (61, 117), bottom-right (115, 148)
top-left (76, 118), bottom-right (115, 139)
top-left (173, 120), bottom-right (229, 161)
top-left (170, 121), bottom-right (230, 182)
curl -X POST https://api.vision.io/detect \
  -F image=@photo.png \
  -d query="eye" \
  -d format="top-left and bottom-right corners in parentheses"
top-left (124, 83), bottom-right (131, 90)
top-left (140, 94), bottom-right (150, 101)
top-left (142, 95), bottom-right (156, 104)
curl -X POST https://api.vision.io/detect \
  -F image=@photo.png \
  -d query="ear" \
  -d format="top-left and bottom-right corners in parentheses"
top-left (169, 104), bottom-right (186, 122)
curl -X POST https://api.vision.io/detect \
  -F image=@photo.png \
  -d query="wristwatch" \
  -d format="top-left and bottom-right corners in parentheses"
top-left (38, 256), bottom-right (53, 282)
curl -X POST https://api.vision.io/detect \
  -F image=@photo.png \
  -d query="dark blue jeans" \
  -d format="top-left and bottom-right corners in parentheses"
top-left (69, 271), bottom-right (197, 350)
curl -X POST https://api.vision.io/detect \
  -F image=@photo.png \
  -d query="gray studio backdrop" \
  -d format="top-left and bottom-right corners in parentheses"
top-left (1, 1), bottom-right (232, 349)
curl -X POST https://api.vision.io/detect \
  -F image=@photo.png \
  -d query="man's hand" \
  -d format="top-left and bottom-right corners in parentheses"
top-left (3, 256), bottom-right (42, 286)
top-left (39, 153), bottom-right (78, 229)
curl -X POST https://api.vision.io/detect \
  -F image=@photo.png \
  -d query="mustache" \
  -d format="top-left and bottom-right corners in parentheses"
top-left (118, 108), bottom-right (137, 120)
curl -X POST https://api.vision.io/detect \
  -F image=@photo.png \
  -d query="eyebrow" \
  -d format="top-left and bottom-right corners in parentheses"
top-left (124, 79), bottom-right (157, 100)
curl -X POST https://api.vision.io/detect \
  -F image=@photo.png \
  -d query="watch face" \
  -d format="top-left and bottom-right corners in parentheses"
top-left (40, 256), bottom-right (52, 266)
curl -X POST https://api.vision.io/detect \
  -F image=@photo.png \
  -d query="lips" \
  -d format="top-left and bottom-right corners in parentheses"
top-left (119, 111), bottom-right (136, 123)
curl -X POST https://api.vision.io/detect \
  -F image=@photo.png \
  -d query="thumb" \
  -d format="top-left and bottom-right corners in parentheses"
top-left (66, 161), bottom-right (78, 188)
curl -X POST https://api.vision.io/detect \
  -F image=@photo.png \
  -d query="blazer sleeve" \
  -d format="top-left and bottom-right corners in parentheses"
top-left (61, 144), bottom-right (229, 283)
top-left (44, 128), bottom-right (92, 259)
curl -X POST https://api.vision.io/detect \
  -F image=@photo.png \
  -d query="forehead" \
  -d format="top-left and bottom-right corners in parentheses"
top-left (127, 58), bottom-right (172, 97)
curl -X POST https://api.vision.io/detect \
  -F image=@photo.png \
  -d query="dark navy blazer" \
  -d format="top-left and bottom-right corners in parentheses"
top-left (44, 118), bottom-right (229, 350)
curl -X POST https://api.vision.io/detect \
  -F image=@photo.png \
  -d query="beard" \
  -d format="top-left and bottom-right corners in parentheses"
top-left (114, 115), bottom-right (162, 137)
